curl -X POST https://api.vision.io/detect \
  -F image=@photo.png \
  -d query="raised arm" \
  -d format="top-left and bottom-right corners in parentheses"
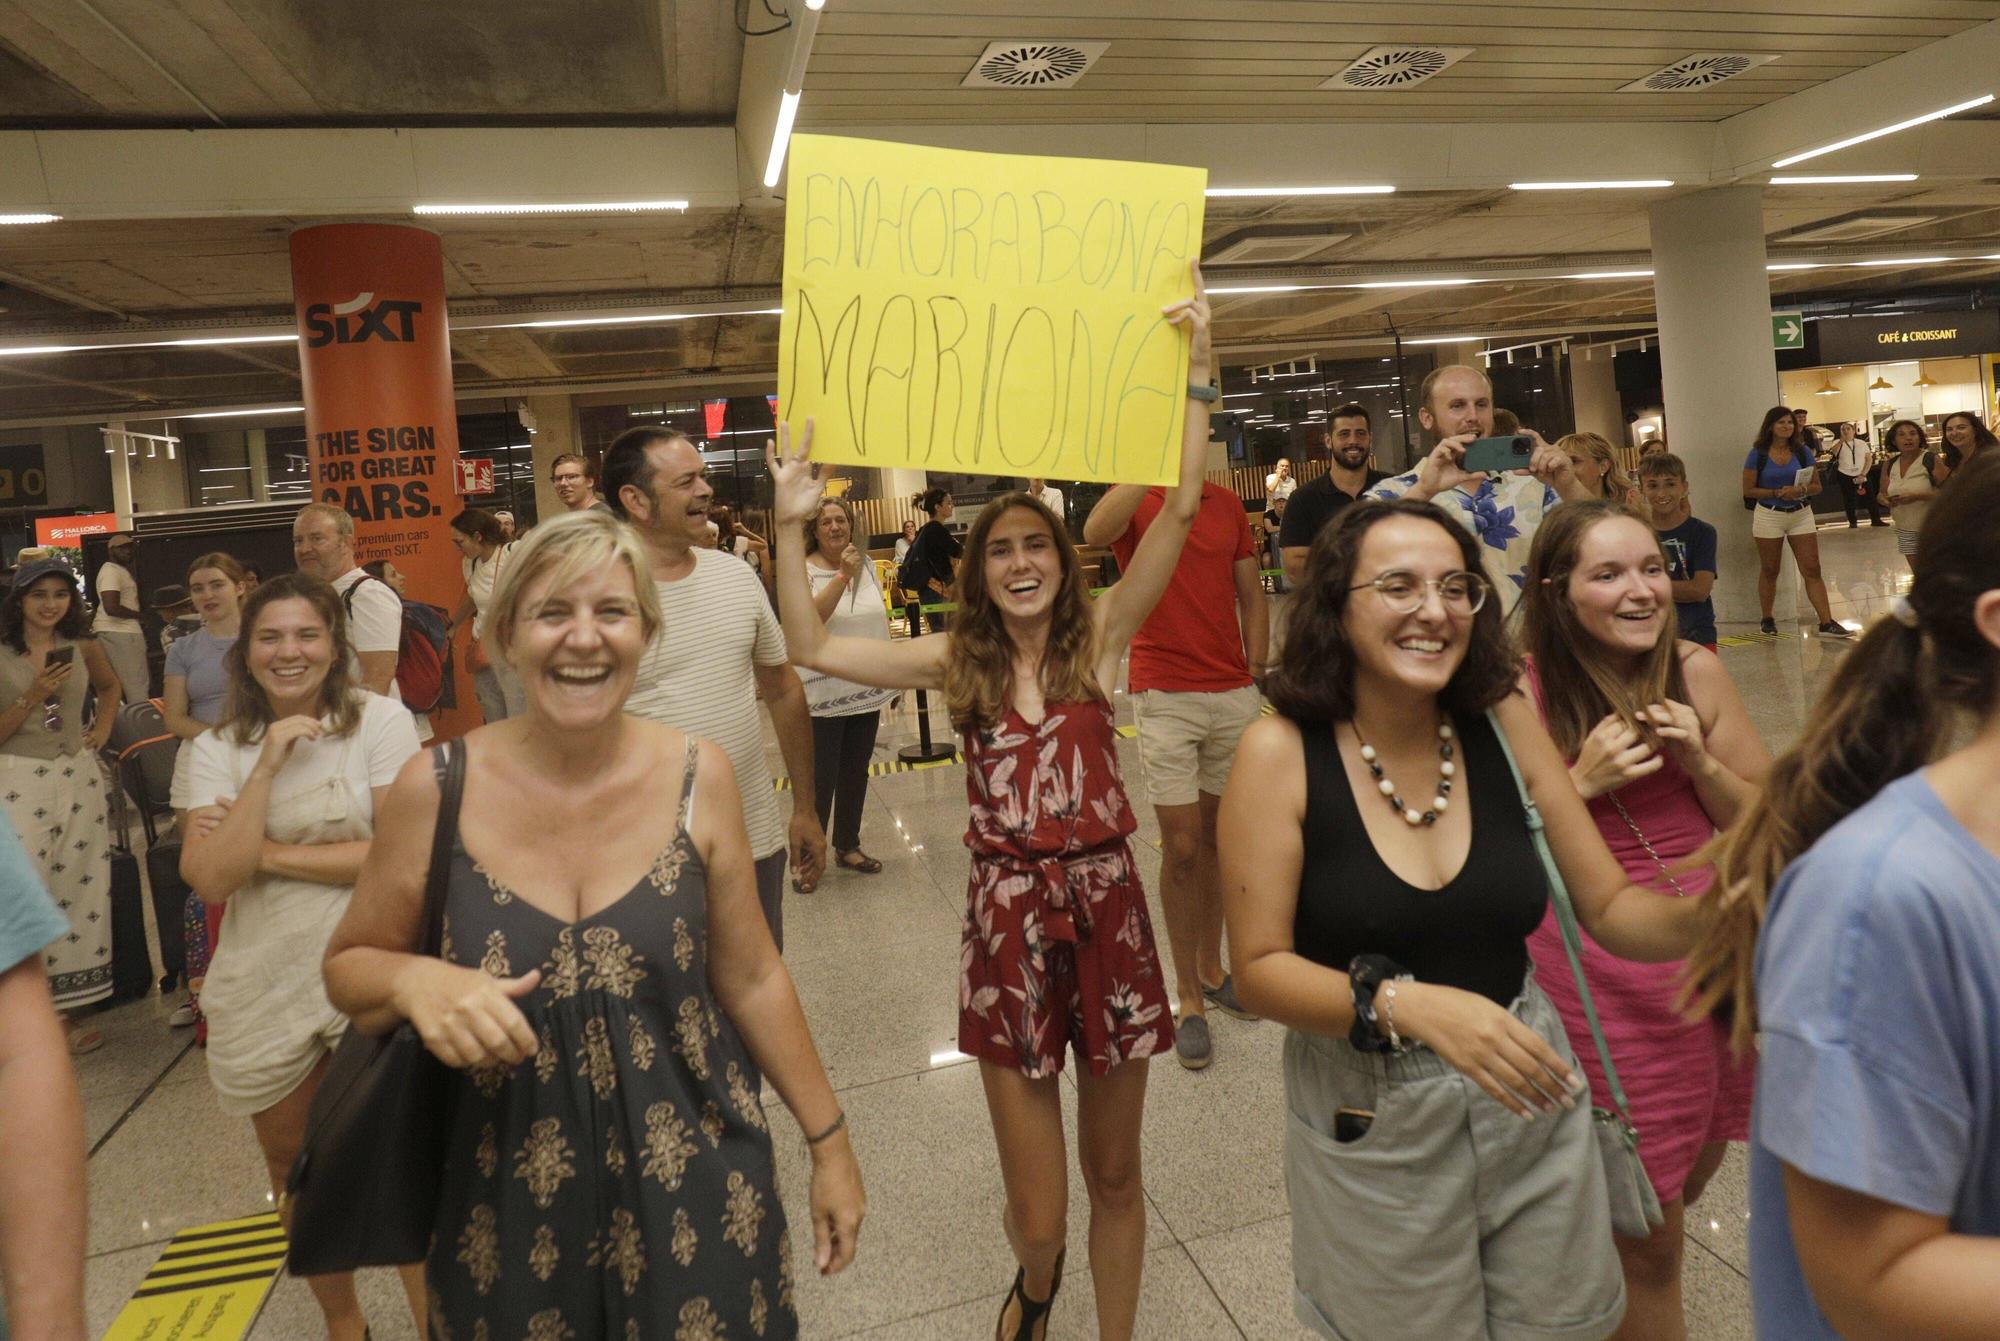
top-left (767, 423), bottom-right (947, 692)
top-left (1093, 260), bottom-right (1213, 656)
top-left (1080, 485), bottom-right (1149, 549)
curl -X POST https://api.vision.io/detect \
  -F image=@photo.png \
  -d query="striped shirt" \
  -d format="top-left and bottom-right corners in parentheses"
top-left (624, 549), bottom-right (790, 857)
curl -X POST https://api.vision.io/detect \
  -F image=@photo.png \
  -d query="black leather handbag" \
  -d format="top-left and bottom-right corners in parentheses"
top-left (285, 741), bottom-right (465, 1277)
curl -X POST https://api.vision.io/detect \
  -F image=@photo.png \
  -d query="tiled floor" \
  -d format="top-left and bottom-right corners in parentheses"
top-left (71, 525), bottom-right (1908, 1339)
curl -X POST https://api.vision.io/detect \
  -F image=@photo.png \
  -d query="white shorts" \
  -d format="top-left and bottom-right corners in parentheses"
top-left (1751, 505), bottom-right (1817, 539)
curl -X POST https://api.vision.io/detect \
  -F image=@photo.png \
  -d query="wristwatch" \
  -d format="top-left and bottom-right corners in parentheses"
top-left (1186, 378), bottom-right (1220, 403)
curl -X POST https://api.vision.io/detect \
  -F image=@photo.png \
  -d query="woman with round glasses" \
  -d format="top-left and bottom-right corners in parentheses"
top-left (0, 558), bottom-right (120, 1054)
top-left (1220, 498), bottom-right (1710, 1341)
top-left (1517, 501), bottom-right (1768, 1339)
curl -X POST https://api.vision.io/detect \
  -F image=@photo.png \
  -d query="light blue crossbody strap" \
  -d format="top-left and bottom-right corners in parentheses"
top-left (1483, 709), bottom-right (1634, 1118)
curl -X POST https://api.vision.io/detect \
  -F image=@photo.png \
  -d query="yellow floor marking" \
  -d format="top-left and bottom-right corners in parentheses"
top-left (101, 1212), bottom-right (286, 1341)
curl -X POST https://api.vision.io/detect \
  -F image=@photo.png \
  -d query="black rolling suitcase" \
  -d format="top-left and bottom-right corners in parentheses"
top-left (108, 843), bottom-right (152, 1002)
top-left (147, 840), bottom-right (189, 985)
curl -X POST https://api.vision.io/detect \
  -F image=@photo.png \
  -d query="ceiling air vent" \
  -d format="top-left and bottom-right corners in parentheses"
top-left (1319, 45), bottom-right (1473, 91)
top-left (1620, 53), bottom-right (1779, 93)
top-left (962, 40), bottom-right (1108, 89)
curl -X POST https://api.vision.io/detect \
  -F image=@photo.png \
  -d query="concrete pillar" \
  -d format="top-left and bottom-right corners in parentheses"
top-left (522, 395), bottom-right (579, 522)
top-left (1568, 344), bottom-right (1623, 443)
top-left (246, 428), bottom-right (271, 501)
top-left (1650, 186), bottom-right (1781, 626)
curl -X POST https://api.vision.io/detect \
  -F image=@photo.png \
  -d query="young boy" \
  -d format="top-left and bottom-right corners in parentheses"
top-left (1639, 452), bottom-right (1718, 652)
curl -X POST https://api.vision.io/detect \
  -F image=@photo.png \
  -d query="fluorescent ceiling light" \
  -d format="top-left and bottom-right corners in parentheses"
top-left (1351, 278), bottom-right (1475, 289)
top-left (763, 89), bottom-right (803, 190)
top-left (1772, 94), bottom-right (1995, 168)
top-left (1404, 334), bottom-right (1483, 345)
top-left (1206, 283), bottom-right (1318, 295)
top-left (804, 0), bottom-right (826, 8)
top-left (484, 308), bottom-right (783, 331)
top-left (1854, 256), bottom-right (1950, 267)
top-left (1509, 180), bottom-right (1674, 191)
top-left (1769, 174), bottom-right (1918, 185)
top-left (0, 213), bottom-right (60, 225)
top-left (0, 333), bottom-right (296, 358)
top-left (413, 200), bottom-right (689, 216)
top-left (176, 406), bottom-right (304, 420)
top-left (1566, 270), bottom-right (1654, 280)
top-left (1766, 262), bottom-right (1822, 272)
top-left (1205, 185), bottom-right (1396, 198)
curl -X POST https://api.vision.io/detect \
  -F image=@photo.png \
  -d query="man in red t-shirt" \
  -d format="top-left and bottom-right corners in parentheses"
top-left (1084, 481), bottom-right (1269, 1069)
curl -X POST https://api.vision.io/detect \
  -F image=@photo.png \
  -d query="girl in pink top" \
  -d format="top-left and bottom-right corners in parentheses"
top-left (1517, 501), bottom-right (1770, 1341)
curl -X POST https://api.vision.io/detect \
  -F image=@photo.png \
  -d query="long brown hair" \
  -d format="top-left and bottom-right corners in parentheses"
top-left (1266, 498), bottom-right (1518, 724)
top-left (943, 494), bottom-right (1099, 732)
top-left (1685, 452), bottom-right (2000, 1051)
top-left (217, 574), bottom-right (363, 744)
top-left (1516, 500), bottom-right (1688, 758)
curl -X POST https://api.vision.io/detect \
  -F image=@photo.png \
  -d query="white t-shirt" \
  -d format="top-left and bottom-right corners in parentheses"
top-left (460, 544), bottom-right (515, 640)
top-left (1036, 485), bottom-right (1066, 517)
top-left (332, 567), bottom-right (433, 742)
top-left (801, 560), bottom-right (896, 717)
top-left (624, 550), bottom-right (789, 858)
top-left (177, 692), bottom-right (419, 812)
top-left (1265, 474), bottom-right (1297, 502)
top-left (93, 561), bottom-right (140, 634)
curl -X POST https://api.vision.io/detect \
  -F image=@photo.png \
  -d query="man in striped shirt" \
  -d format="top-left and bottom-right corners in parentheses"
top-left (602, 426), bottom-right (827, 949)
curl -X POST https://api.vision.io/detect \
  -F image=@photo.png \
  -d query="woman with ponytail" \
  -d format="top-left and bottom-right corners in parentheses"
top-left (1685, 453), bottom-right (2000, 1339)
top-left (1517, 500), bottom-right (1769, 1340)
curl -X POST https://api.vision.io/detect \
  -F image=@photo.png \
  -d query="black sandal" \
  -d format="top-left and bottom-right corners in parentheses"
top-left (836, 849), bottom-right (884, 875)
top-left (995, 1248), bottom-right (1063, 1341)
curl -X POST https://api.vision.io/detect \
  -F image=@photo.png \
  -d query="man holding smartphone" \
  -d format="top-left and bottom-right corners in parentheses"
top-left (1367, 365), bottom-right (1594, 611)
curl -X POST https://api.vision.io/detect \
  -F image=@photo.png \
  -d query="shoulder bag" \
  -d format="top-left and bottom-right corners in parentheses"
top-left (1485, 710), bottom-right (1666, 1239)
top-left (284, 739), bottom-right (467, 1276)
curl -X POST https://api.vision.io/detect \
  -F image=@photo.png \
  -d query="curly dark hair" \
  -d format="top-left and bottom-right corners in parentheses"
top-left (1, 567), bottom-right (94, 654)
top-left (1264, 498), bottom-right (1518, 725)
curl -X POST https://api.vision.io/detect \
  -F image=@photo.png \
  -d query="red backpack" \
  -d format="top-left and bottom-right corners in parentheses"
top-left (342, 578), bottom-right (452, 713)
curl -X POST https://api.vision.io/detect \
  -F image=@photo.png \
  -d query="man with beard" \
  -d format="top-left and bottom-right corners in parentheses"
top-left (1277, 405), bottom-right (1390, 587)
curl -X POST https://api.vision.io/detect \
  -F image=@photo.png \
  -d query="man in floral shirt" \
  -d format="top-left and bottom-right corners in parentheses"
top-left (1369, 364), bottom-right (1594, 611)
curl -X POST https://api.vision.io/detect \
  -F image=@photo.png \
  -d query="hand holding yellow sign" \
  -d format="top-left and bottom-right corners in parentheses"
top-left (779, 134), bottom-right (1208, 485)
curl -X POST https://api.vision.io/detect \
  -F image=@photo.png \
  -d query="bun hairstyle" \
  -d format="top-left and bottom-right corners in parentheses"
top-left (914, 487), bottom-right (951, 516)
top-left (1685, 452), bottom-right (2000, 1051)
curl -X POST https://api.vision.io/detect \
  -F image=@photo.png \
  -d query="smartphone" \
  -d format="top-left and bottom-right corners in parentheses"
top-left (45, 646), bottom-right (75, 667)
top-left (1460, 435), bottom-right (1536, 475)
top-left (1333, 1107), bottom-right (1375, 1144)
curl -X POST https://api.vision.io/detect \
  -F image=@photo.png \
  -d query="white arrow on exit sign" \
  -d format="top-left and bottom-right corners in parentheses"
top-left (1772, 313), bottom-right (1805, 350)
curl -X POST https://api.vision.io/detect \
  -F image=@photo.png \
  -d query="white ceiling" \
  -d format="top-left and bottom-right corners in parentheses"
top-left (4, 2), bottom-right (2000, 422)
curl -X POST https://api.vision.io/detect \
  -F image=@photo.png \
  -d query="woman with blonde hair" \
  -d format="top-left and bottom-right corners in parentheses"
top-left (1558, 432), bottom-right (1638, 508)
top-left (1684, 454), bottom-right (2000, 1339)
top-left (179, 573), bottom-right (423, 1339)
top-left (768, 264), bottom-right (1213, 1341)
top-left (326, 510), bottom-right (861, 1338)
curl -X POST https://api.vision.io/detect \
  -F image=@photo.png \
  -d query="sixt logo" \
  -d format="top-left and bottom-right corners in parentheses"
top-left (303, 291), bottom-right (423, 348)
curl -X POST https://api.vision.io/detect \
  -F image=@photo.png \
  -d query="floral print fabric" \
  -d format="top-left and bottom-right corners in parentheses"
top-left (426, 740), bottom-right (794, 1340)
top-left (1368, 471), bottom-right (1563, 611)
top-left (958, 699), bottom-right (1173, 1078)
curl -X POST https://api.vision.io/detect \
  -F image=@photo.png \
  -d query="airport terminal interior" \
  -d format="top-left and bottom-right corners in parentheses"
top-left (6, 3), bottom-right (2000, 1339)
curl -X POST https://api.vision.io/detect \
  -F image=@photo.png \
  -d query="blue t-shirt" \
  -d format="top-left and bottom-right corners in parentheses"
top-left (164, 628), bottom-right (235, 726)
top-left (0, 816), bottom-right (66, 978)
top-left (1655, 515), bottom-right (1718, 645)
top-left (1749, 773), bottom-right (2000, 1339)
top-left (1743, 444), bottom-right (1815, 511)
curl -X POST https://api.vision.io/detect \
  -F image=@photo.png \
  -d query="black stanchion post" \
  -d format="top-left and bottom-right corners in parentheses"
top-left (899, 598), bottom-right (957, 764)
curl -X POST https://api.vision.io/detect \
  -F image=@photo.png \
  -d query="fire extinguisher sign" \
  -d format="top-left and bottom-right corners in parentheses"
top-left (455, 457), bottom-right (493, 495)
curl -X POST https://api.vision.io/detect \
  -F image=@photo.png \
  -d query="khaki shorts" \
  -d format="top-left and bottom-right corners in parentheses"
top-left (1131, 685), bottom-right (1263, 807)
top-left (1284, 978), bottom-right (1626, 1341)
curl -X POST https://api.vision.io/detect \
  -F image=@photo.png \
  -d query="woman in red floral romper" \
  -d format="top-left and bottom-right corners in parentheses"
top-left (768, 262), bottom-right (1215, 1341)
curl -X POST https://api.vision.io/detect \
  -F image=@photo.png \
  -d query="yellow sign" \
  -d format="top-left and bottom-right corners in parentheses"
top-left (779, 134), bottom-right (1207, 485)
top-left (100, 1212), bottom-right (287, 1341)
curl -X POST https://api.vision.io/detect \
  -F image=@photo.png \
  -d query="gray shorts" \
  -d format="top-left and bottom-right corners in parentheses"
top-left (1284, 977), bottom-right (1626, 1341)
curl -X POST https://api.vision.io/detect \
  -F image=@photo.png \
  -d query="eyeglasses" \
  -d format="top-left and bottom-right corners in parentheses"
top-left (1348, 570), bottom-right (1490, 616)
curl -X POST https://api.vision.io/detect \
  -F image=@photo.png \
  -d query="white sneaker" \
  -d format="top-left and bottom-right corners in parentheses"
top-left (168, 1001), bottom-right (198, 1028)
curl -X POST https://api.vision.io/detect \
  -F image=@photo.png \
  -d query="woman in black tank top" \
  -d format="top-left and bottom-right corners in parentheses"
top-left (1216, 498), bottom-right (1709, 1341)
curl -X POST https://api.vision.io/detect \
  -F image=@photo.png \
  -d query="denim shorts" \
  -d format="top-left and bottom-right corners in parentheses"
top-left (1283, 976), bottom-right (1626, 1341)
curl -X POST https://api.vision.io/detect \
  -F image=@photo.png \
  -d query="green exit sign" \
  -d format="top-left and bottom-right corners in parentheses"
top-left (1772, 312), bottom-right (1805, 350)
